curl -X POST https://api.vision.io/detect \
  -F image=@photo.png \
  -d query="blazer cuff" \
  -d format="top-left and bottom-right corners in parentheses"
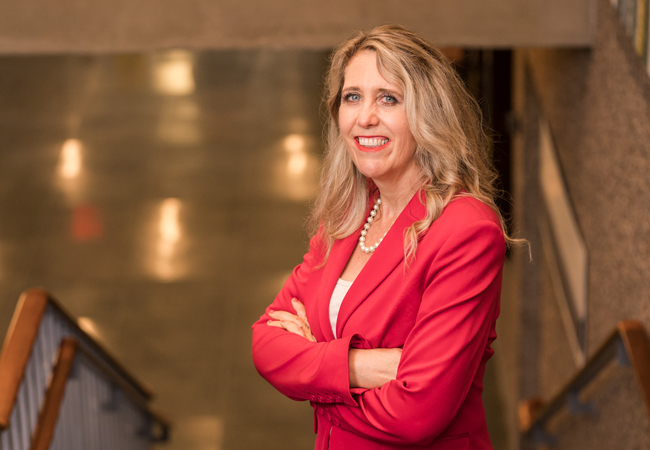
top-left (310, 334), bottom-right (370, 407)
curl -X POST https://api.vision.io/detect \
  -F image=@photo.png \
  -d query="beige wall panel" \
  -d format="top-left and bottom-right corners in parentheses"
top-left (0, 0), bottom-right (594, 53)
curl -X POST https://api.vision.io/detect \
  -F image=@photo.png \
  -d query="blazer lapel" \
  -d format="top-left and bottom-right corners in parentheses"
top-left (335, 190), bottom-right (428, 338)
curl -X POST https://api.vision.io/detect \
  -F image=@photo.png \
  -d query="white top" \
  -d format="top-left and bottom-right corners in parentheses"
top-left (329, 278), bottom-right (353, 339)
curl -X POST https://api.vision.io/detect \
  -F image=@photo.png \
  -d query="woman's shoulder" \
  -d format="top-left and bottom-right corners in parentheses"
top-left (430, 195), bottom-right (503, 237)
top-left (416, 196), bottom-right (505, 259)
top-left (443, 195), bottom-right (500, 224)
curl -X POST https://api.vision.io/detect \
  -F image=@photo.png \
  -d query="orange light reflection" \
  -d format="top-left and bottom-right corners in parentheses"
top-left (148, 198), bottom-right (187, 281)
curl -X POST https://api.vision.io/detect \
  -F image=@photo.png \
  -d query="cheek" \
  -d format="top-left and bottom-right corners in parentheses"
top-left (399, 120), bottom-right (417, 149)
top-left (396, 119), bottom-right (413, 141)
top-left (395, 126), bottom-right (418, 163)
top-left (383, 109), bottom-right (411, 139)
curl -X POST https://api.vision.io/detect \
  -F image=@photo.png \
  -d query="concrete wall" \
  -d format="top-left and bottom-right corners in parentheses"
top-left (499, 0), bottom-right (650, 448)
top-left (0, 0), bottom-right (594, 54)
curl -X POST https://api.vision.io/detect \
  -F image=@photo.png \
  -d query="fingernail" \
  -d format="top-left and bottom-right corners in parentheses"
top-left (269, 310), bottom-right (274, 313)
top-left (291, 298), bottom-right (297, 303)
top-left (267, 320), bottom-right (272, 324)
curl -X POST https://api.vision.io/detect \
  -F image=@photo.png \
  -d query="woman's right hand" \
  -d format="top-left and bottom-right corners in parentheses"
top-left (349, 348), bottom-right (402, 389)
top-left (266, 298), bottom-right (316, 342)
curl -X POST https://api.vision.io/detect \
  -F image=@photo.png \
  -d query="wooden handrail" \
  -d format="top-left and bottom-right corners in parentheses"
top-left (0, 288), bottom-right (158, 430)
top-left (519, 320), bottom-right (650, 442)
top-left (30, 337), bottom-right (78, 450)
top-left (0, 289), bottom-right (48, 429)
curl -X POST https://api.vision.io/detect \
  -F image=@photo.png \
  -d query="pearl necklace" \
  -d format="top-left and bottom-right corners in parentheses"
top-left (359, 197), bottom-right (387, 253)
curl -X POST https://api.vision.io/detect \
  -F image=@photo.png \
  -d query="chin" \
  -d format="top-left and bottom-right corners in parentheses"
top-left (356, 166), bottom-right (385, 181)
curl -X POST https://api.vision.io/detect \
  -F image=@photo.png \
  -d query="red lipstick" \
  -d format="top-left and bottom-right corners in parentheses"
top-left (354, 137), bottom-right (391, 153)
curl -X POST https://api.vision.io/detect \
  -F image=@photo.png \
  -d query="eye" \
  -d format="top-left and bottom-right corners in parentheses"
top-left (342, 92), bottom-right (361, 102)
top-left (380, 94), bottom-right (398, 105)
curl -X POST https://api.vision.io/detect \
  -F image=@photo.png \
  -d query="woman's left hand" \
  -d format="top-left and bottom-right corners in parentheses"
top-left (267, 298), bottom-right (317, 342)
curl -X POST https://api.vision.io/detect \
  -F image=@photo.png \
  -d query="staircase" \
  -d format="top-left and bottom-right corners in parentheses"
top-left (0, 289), bottom-right (170, 450)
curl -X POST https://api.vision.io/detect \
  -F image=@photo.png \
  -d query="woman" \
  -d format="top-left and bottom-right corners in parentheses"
top-left (252, 25), bottom-right (514, 449)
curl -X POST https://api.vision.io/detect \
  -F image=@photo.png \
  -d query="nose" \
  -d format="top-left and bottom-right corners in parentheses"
top-left (357, 100), bottom-right (379, 128)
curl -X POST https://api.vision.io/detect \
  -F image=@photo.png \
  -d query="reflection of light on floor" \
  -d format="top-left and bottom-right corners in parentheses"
top-left (153, 51), bottom-right (196, 96)
top-left (159, 198), bottom-right (181, 255)
top-left (275, 134), bottom-right (318, 200)
top-left (151, 198), bottom-right (186, 281)
top-left (288, 153), bottom-right (308, 175)
top-left (58, 139), bottom-right (82, 179)
top-left (284, 134), bottom-right (305, 154)
top-left (176, 415), bottom-right (223, 450)
top-left (56, 138), bottom-right (86, 205)
top-left (284, 134), bottom-right (308, 175)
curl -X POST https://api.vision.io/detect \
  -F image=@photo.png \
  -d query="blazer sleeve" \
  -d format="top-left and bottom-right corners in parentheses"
top-left (318, 219), bottom-right (506, 445)
top-left (251, 231), bottom-right (363, 407)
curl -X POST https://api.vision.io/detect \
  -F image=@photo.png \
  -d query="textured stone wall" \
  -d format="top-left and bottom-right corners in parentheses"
top-left (499, 0), bottom-right (650, 448)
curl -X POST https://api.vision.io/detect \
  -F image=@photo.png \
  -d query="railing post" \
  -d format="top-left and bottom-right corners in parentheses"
top-left (30, 337), bottom-right (78, 450)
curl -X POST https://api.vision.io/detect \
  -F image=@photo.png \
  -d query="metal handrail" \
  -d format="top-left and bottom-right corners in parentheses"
top-left (519, 320), bottom-right (650, 443)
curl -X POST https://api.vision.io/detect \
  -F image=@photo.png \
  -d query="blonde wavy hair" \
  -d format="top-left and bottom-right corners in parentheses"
top-left (310, 24), bottom-right (515, 262)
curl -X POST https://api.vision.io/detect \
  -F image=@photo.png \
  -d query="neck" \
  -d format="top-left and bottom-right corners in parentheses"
top-left (373, 171), bottom-right (422, 222)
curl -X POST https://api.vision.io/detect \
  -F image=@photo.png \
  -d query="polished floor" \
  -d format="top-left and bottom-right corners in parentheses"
top-left (0, 50), bottom-right (506, 450)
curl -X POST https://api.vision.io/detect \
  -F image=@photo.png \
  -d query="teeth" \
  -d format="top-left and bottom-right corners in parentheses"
top-left (357, 137), bottom-right (389, 148)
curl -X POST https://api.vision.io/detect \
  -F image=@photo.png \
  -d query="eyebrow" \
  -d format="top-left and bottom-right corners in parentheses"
top-left (341, 86), bottom-right (403, 96)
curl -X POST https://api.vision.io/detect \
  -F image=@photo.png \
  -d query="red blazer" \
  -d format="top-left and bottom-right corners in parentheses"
top-left (252, 192), bottom-right (505, 450)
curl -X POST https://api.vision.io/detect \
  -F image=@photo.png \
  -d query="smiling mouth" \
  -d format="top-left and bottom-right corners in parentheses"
top-left (356, 137), bottom-right (390, 148)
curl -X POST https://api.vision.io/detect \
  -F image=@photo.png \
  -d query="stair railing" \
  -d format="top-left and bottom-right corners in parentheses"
top-left (0, 288), bottom-right (170, 450)
top-left (518, 320), bottom-right (650, 444)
